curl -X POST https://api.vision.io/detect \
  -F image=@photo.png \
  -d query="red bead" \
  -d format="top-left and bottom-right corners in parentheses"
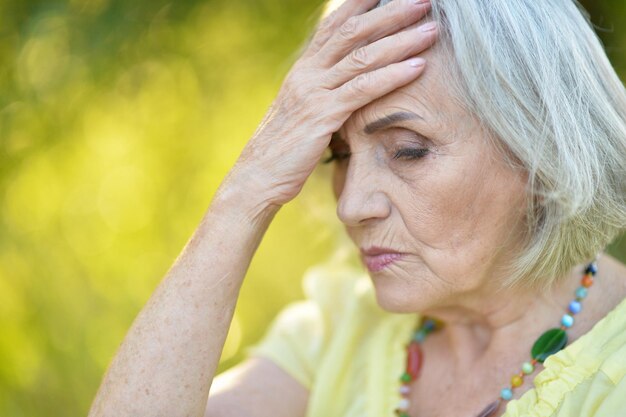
top-left (582, 275), bottom-right (594, 288)
top-left (407, 341), bottom-right (423, 379)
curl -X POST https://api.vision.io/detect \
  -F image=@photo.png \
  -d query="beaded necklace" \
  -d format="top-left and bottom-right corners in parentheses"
top-left (394, 260), bottom-right (599, 417)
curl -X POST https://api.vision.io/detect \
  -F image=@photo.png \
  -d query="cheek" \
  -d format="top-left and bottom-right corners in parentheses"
top-left (401, 158), bottom-right (527, 254)
top-left (398, 162), bottom-right (472, 242)
top-left (396, 162), bottom-right (527, 295)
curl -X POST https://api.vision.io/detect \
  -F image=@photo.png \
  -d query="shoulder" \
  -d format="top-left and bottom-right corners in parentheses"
top-left (301, 261), bottom-right (375, 322)
top-left (505, 306), bottom-right (626, 417)
top-left (505, 255), bottom-right (626, 416)
top-left (243, 260), bottom-right (374, 389)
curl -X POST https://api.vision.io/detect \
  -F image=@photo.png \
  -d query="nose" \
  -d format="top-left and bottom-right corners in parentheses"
top-left (335, 155), bottom-right (391, 227)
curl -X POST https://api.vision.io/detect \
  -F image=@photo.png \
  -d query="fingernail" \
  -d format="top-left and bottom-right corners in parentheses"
top-left (419, 21), bottom-right (437, 32)
top-left (408, 58), bottom-right (425, 68)
top-left (413, 0), bottom-right (430, 5)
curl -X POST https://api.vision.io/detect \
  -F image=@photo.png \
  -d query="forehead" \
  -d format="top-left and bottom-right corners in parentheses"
top-left (339, 47), bottom-right (472, 138)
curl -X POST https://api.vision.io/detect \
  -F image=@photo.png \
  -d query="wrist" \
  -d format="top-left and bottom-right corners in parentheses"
top-left (210, 166), bottom-right (282, 227)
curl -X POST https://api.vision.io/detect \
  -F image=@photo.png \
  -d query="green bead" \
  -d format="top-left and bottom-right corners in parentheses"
top-left (400, 372), bottom-right (412, 383)
top-left (522, 362), bottom-right (534, 374)
top-left (413, 328), bottom-right (428, 342)
top-left (531, 328), bottom-right (568, 363)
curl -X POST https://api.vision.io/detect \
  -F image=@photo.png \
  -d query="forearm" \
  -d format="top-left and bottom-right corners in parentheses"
top-left (89, 176), bottom-right (280, 417)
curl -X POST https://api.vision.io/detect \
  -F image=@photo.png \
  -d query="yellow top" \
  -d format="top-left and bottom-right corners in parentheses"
top-left (244, 262), bottom-right (626, 417)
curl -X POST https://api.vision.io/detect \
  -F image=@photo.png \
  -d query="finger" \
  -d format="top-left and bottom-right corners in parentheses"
top-left (302, 0), bottom-right (381, 60)
top-left (332, 56), bottom-right (427, 113)
top-left (322, 20), bottom-right (437, 89)
top-left (316, 0), bottom-right (432, 68)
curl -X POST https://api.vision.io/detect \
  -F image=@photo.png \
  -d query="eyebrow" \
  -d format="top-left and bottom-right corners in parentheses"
top-left (331, 111), bottom-right (423, 143)
top-left (363, 111), bottom-right (423, 134)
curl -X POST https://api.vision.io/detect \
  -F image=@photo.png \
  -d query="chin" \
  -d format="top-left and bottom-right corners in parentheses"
top-left (368, 271), bottom-right (428, 314)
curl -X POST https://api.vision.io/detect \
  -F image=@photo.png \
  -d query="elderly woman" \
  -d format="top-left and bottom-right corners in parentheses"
top-left (89, 0), bottom-right (626, 416)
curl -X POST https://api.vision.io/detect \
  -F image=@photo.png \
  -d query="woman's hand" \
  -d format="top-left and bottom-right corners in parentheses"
top-left (229, 0), bottom-right (438, 208)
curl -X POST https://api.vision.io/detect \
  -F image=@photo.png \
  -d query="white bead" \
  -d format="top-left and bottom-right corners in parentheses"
top-left (399, 385), bottom-right (410, 395)
top-left (397, 398), bottom-right (410, 410)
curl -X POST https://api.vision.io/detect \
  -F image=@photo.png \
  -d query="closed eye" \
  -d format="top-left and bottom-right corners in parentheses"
top-left (321, 148), bottom-right (429, 164)
top-left (393, 148), bottom-right (429, 160)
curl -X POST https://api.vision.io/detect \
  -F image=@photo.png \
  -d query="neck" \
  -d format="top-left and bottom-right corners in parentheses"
top-left (420, 259), bottom-right (599, 370)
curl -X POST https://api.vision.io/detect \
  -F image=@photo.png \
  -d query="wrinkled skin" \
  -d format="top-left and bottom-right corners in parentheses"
top-left (330, 45), bottom-right (529, 314)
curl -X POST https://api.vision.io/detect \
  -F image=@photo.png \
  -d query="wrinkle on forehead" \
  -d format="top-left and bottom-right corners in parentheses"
top-left (339, 48), bottom-right (469, 142)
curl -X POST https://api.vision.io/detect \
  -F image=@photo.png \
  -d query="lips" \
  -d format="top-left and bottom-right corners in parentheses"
top-left (360, 246), bottom-right (406, 272)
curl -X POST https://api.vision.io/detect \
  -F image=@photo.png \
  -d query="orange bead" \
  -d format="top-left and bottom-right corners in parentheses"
top-left (431, 317), bottom-right (446, 330)
top-left (582, 275), bottom-right (594, 288)
top-left (511, 375), bottom-right (523, 387)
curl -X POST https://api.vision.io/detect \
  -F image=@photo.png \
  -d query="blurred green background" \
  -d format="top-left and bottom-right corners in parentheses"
top-left (0, 0), bottom-right (625, 415)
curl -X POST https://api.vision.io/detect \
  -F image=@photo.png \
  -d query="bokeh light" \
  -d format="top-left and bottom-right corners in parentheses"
top-left (0, 0), bottom-right (624, 415)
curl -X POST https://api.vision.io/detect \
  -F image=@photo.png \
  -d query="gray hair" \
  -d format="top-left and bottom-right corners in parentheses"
top-left (324, 0), bottom-right (626, 291)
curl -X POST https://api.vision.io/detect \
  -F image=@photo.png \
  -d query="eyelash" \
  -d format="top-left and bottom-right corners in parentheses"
top-left (321, 148), bottom-right (429, 164)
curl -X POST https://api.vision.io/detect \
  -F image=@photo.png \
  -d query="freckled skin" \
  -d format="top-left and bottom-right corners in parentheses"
top-left (332, 46), bottom-right (529, 313)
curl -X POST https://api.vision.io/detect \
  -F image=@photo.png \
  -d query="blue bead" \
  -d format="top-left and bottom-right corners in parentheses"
top-left (423, 319), bottom-right (436, 331)
top-left (585, 263), bottom-right (598, 276)
top-left (575, 287), bottom-right (588, 299)
top-left (500, 388), bottom-right (513, 401)
top-left (561, 314), bottom-right (574, 328)
top-left (413, 329), bottom-right (427, 342)
top-left (568, 300), bottom-right (582, 314)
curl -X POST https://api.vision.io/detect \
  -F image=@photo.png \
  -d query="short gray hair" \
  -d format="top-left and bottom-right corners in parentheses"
top-left (325, 0), bottom-right (626, 291)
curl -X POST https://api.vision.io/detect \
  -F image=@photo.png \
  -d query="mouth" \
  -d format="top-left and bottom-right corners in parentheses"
top-left (361, 252), bottom-right (406, 272)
